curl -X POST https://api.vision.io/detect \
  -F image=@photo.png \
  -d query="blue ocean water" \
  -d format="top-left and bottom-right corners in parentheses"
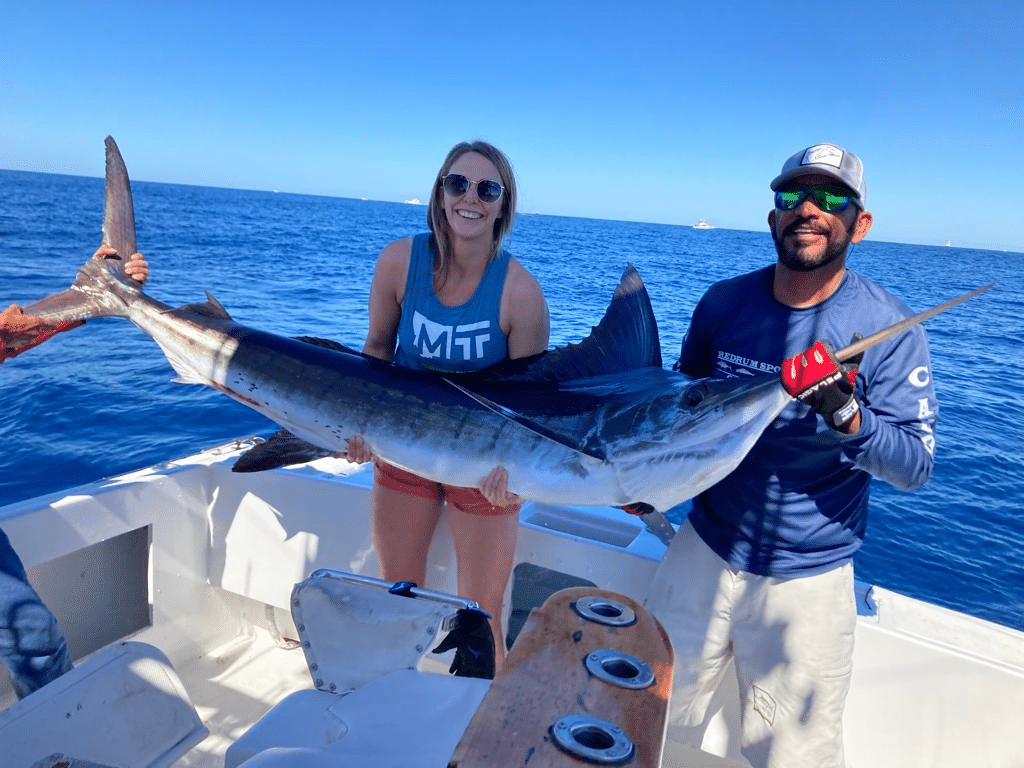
top-left (2, 170), bottom-right (1022, 632)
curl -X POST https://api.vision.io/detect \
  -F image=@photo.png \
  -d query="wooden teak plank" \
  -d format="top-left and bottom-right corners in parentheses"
top-left (450, 587), bottom-right (673, 767)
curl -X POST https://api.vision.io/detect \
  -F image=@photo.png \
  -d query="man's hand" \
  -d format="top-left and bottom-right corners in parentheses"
top-left (782, 339), bottom-right (863, 431)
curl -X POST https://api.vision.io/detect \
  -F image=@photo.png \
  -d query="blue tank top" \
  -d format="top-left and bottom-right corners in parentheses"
top-left (393, 233), bottom-right (511, 373)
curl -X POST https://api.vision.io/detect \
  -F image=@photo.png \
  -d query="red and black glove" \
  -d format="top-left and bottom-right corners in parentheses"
top-left (0, 305), bottom-right (84, 362)
top-left (782, 337), bottom-right (863, 430)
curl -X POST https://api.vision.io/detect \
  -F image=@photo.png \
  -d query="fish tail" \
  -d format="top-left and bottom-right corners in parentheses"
top-left (21, 136), bottom-right (143, 323)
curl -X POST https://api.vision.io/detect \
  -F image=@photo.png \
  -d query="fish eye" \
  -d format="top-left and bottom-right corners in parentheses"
top-left (683, 386), bottom-right (705, 407)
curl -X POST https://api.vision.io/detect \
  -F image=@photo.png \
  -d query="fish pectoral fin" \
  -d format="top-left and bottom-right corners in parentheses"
top-left (232, 428), bottom-right (336, 472)
top-left (443, 377), bottom-right (607, 462)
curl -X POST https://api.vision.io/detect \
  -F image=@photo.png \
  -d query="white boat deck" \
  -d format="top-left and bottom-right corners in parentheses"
top-left (154, 623), bottom-right (311, 766)
top-left (1, 441), bottom-right (1021, 767)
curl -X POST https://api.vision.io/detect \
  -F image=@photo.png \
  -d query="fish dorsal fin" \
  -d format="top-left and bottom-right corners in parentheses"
top-left (171, 292), bottom-right (232, 320)
top-left (486, 264), bottom-right (662, 383)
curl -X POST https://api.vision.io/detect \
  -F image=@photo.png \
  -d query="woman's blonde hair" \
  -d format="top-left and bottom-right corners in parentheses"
top-left (426, 141), bottom-right (517, 281)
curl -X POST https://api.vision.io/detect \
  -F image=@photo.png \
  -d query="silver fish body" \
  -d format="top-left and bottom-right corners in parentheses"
top-left (34, 252), bottom-right (788, 512)
top-left (23, 137), bottom-right (791, 517)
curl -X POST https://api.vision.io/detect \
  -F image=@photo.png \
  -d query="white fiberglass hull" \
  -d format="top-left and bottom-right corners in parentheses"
top-left (1, 440), bottom-right (1021, 767)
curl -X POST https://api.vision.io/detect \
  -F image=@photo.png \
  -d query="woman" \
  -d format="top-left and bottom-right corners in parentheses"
top-left (353, 141), bottom-right (549, 666)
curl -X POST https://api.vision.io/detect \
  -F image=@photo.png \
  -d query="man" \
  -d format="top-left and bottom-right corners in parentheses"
top-left (1, 250), bottom-right (147, 700)
top-left (646, 144), bottom-right (936, 767)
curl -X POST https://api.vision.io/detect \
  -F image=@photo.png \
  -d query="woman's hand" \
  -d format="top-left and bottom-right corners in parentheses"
top-left (479, 465), bottom-right (521, 508)
top-left (339, 435), bottom-right (373, 464)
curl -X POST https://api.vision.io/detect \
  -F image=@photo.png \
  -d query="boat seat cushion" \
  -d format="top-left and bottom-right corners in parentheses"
top-left (226, 669), bottom-right (490, 768)
top-left (0, 641), bottom-right (206, 768)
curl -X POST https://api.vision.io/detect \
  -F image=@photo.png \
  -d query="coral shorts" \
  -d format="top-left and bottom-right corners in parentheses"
top-left (374, 460), bottom-right (520, 517)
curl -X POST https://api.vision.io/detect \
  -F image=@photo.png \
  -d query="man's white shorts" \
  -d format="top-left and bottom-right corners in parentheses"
top-left (645, 521), bottom-right (856, 768)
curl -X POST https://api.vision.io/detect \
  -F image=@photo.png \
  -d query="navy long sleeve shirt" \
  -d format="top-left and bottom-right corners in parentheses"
top-left (678, 267), bottom-right (937, 577)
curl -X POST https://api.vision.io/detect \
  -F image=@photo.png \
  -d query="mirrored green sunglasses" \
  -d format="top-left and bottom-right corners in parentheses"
top-left (775, 186), bottom-right (855, 213)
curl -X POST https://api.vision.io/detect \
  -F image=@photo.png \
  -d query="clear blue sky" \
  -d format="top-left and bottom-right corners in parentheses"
top-left (2, 1), bottom-right (1021, 252)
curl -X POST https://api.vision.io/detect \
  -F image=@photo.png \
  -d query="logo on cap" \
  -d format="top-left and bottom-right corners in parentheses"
top-left (801, 144), bottom-right (844, 170)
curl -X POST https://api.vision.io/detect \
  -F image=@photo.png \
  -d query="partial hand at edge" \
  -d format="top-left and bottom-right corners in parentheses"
top-left (93, 245), bottom-right (149, 285)
top-left (125, 252), bottom-right (149, 285)
top-left (0, 305), bottom-right (83, 362)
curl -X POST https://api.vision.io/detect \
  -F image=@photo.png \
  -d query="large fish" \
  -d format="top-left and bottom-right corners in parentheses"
top-left (24, 138), bottom-right (992, 540)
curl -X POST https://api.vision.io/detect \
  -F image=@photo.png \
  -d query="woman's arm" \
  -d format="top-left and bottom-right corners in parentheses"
top-left (362, 238), bottom-right (411, 362)
top-left (501, 259), bottom-right (550, 359)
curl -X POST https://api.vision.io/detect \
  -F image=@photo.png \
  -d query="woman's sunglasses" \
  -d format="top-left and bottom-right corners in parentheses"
top-left (775, 186), bottom-right (855, 213)
top-left (441, 174), bottom-right (504, 203)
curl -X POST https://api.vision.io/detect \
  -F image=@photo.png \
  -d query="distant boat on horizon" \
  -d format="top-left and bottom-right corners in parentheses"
top-left (404, 198), bottom-right (422, 205)
top-left (693, 219), bottom-right (714, 230)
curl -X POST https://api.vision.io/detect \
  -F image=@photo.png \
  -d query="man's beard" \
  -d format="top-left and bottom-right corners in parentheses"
top-left (773, 221), bottom-right (853, 272)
